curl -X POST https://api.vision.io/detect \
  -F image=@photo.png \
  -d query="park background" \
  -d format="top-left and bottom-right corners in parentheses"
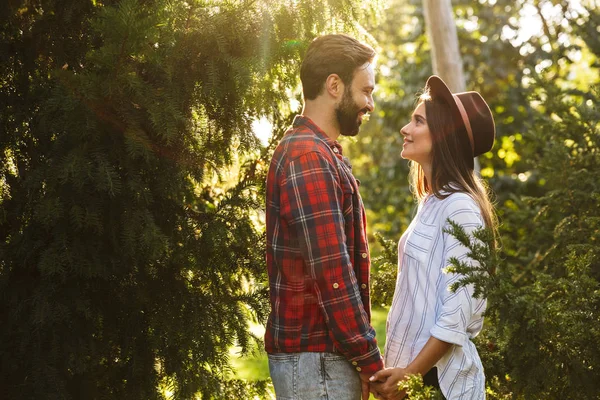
top-left (1, 0), bottom-right (599, 399)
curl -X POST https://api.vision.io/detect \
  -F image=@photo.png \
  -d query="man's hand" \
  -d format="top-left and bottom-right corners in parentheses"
top-left (366, 372), bottom-right (385, 399)
top-left (359, 372), bottom-right (374, 400)
top-left (369, 367), bottom-right (408, 400)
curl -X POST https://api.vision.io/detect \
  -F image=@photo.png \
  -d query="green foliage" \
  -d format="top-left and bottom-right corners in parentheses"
top-left (398, 374), bottom-right (443, 400)
top-left (443, 85), bottom-right (600, 399)
top-left (212, 379), bottom-right (272, 400)
top-left (3, 0), bottom-right (600, 398)
top-left (370, 232), bottom-right (399, 307)
top-left (443, 220), bottom-right (499, 299)
top-left (0, 0), bottom-right (372, 398)
top-left (363, 2), bottom-right (600, 399)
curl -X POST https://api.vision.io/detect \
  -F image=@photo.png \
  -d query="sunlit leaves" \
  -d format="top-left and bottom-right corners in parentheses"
top-left (0, 0), bottom-right (371, 398)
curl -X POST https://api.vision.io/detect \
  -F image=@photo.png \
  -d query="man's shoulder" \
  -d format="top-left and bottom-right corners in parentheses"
top-left (275, 127), bottom-right (335, 163)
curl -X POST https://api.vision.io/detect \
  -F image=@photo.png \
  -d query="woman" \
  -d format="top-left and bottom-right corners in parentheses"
top-left (370, 76), bottom-right (497, 400)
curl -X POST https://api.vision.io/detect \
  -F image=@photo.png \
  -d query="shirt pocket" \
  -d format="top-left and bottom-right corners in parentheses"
top-left (339, 172), bottom-right (355, 217)
top-left (403, 222), bottom-right (437, 264)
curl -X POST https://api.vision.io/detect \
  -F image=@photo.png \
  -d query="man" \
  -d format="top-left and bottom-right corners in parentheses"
top-left (265, 34), bottom-right (384, 400)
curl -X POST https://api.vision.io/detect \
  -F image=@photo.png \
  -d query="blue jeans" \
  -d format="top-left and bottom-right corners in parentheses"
top-left (268, 352), bottom-right (362, 400)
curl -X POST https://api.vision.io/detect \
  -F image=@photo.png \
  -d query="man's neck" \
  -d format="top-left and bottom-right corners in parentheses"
top-left (302, 101), bottom-right (340, 141)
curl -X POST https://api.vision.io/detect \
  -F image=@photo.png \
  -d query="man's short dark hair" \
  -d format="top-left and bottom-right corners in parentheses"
top-left (300, 34), bottom-right (376, 100)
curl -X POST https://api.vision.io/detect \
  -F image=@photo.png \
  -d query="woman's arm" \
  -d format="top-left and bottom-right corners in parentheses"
top-left (405, 336), bottom-right (452, 376)
top-left (369, 337), bottom-right (452, 399)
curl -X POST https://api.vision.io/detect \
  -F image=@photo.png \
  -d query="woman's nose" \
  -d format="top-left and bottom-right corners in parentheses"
top-left (400, 124), bottom-right (409, 136)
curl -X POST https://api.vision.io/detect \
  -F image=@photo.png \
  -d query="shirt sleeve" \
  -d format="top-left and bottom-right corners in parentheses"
top-left (430, 196), bottom-right (488, 347)
top-left (282, 150), bottom-right (383, 374)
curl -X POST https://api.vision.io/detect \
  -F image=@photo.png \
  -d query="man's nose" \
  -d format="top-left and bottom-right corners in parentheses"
top-left (366, 95), bottom-right (374, 112)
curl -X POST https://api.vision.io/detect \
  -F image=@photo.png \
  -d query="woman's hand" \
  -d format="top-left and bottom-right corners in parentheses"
top-left (369, 367), bottom-right (408, 400)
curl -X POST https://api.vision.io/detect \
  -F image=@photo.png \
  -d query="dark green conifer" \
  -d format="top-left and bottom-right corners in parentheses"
top-left (0, 0), bottom-right (367, 398)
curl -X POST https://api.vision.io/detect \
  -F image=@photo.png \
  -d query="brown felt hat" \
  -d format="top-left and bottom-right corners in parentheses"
top-left (426, 75), bottom-right (495, 169)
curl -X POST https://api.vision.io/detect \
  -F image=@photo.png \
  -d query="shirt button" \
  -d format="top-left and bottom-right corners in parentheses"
top-left (352, 361), bottom-right (358, 366)
top-left (356, 367), bottom-right (362, 372)
top-left (361, 253), bottom-right (368, 259)
top-left (361, 284), bottom-right (367, 289)
top-left (332, 283), bottom-right (339, 289)
top-left (333, 147), bottom-right (339, 153)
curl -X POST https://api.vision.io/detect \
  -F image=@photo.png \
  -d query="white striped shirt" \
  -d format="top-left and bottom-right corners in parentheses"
top-left (384, 192), bottom-right (487, 400)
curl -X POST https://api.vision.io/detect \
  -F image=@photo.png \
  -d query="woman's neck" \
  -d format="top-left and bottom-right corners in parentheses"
top-left (420, 162), bottom-right (433, 188)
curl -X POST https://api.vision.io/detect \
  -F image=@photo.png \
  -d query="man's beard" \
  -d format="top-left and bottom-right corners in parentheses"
top-left (336, 88), bottom-right (369, 137)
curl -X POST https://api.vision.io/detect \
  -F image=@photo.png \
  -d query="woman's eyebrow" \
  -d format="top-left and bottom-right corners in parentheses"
top-left (413, 112), bottom-right (427, 121)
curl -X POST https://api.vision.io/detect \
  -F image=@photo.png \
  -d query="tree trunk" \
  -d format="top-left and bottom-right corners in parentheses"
top-left (422, 0), bottom-right (481, 171)
top-left (422, 0), bottom-right (465, 91)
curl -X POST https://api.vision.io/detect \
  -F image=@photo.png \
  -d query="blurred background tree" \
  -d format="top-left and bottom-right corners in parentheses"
top-left (1, 0), bottom-right (599, 398)
top-left (362, 0), bottom-right (600, 399)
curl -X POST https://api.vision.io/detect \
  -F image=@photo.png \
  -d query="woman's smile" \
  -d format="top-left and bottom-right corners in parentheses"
top-left (400, 102), bottom-right (433, 167)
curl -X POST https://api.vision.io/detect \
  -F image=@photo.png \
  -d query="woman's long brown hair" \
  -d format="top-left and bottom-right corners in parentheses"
top-left (409, 91), bottom-right (498, 247)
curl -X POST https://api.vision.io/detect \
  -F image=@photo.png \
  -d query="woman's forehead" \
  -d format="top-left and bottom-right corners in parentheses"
top-left (414, 102), bottom-right (426, 116)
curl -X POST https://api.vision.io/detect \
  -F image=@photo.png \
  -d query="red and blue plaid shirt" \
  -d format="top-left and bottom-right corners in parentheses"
top-left (265, 116), bottom-right (383, 375)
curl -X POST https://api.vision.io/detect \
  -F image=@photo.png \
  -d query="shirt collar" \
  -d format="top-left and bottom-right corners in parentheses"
top-left (293, 115), bottom-right (344, 155)
top-left (432, 183), bottom-right (467, 199)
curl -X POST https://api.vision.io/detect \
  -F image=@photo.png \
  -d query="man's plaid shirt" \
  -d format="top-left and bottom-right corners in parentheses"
top-left (265, 116), bottom-right (384, 375)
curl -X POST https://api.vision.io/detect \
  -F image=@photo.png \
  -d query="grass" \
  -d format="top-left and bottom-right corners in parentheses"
top-left (230, 306), bottom-right (390, 383)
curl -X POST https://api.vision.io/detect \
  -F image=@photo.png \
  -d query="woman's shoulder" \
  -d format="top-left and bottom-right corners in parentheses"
top-left (440, 191), bottom-right (478, 207)
top-left (435, 192), bottom-right (483, 224)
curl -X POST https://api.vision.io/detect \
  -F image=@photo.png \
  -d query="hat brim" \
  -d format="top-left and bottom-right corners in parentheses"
top-left (425, 75), bottom-right (475, 169)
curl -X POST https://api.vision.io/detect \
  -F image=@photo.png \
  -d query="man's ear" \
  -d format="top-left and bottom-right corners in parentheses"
top-left (325, 74), bottom-right (344, 99)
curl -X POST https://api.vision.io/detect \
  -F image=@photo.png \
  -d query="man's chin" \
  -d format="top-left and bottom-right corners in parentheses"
top-left (340, 121), bottom-right (362, 137)
top-left (341, 129), bottom-right (360, 137)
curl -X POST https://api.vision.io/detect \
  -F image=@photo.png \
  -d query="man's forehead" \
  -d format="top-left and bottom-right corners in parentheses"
top-left (354, 63), bottom-right (375, 83)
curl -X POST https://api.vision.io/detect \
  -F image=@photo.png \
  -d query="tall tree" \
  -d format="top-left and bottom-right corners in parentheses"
top-left (422, 0), bottom-right (481, 171)
top-left (422, 0), bottom-right (466, 91)
top-left (0, 0), bottom-right (371, 398)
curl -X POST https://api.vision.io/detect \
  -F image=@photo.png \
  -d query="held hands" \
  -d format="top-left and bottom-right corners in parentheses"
top-left (368, 367), bottom-right (409, 400)
top-left (359, 372), bottom-right (374, 400)
top-left (368, 337), bottom-right (449, 399)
